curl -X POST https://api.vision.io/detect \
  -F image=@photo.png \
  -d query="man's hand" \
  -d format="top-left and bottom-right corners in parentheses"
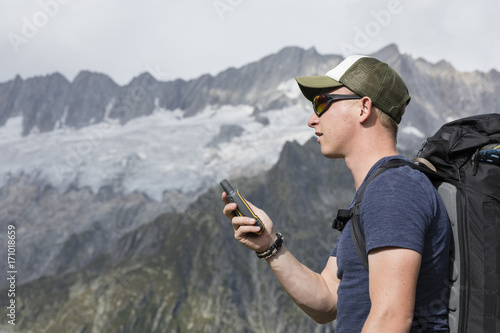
top-left (221, 192), bottom-right (339, 323)
top-left (222, 191), bottom-right (275, 253)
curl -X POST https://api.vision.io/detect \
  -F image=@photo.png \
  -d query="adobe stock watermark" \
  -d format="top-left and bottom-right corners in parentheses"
top-left (213, 0), bottom-right (244, 21)
top-left (7, 0), bottom-right (72, 54)
top-left (339, 0), bottom-right (403, 56)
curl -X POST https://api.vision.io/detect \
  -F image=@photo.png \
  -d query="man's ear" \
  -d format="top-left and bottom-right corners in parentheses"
top-left (359, 97), bottom-right (373, 123)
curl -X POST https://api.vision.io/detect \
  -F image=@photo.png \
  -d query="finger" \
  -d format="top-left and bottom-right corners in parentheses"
top-left (221, 191), bottom-right (229, 204)
top-left (234, 223), bottom-right (262, 238)
top-left (232, 217), bottom-right (256, 231)
top-left (222, 202), bottom-right (237, 219)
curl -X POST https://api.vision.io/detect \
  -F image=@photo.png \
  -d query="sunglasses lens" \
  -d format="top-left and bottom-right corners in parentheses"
top-left (313, 94), bottom-right (361, 116)
top-left (314, 95), bottom-right (328, 116)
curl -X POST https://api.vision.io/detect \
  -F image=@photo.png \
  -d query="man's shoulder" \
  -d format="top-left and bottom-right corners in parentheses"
top-left (362, 158), bottom-right (439, 216)
top-left (369, 158), bottom-right (434, 193)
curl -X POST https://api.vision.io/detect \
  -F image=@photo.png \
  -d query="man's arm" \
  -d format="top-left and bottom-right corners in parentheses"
top-left (266, 249), bottom-right (340, 324)
top-left (362, 247), bottom-right (421, 333)
top-left (222, 193), bottom-right (339, 323)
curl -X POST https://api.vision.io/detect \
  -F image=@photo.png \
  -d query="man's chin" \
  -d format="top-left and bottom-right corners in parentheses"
top-left (320, 148), bottom-right (343, 160)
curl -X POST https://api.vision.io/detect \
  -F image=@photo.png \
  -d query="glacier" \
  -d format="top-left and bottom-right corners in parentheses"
top-left (0, 105), bottom-right (314, 202)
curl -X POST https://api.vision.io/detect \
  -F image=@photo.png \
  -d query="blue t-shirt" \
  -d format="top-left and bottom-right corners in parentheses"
top-left (331, 156), bottom-right (450, 332)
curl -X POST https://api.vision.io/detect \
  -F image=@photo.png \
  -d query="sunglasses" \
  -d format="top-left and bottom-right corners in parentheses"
top-left (313, 94), bottom-right (362, 117)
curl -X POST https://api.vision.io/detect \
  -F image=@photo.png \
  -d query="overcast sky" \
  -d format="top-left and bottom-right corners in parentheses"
top-left (1, 0), bottom-right (500, 85)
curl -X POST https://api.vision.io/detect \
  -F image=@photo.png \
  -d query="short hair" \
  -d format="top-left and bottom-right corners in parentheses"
top-left (374, 106), bottom-right (403, 141)
top-left (340, 86), bottom-right (402, 140)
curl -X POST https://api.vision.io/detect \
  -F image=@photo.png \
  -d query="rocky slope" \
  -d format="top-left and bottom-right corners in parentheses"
top-left (3, 138), bottom-right (351, 333)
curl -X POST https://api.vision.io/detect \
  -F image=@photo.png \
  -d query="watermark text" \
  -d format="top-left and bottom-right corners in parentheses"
top-left (6, 225), bottom-right (17, 326)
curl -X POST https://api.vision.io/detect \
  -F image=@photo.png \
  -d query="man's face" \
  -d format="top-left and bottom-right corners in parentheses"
top-left (307, 87), bottom-right (359, 159)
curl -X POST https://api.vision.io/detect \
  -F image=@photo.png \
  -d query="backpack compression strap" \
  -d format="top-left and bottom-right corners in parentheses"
top-left (332, 159), bottom-right (440, 271)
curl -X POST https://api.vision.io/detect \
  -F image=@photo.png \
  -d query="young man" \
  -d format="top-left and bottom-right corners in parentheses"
top-left (222, 55), bottom-right (450, 332)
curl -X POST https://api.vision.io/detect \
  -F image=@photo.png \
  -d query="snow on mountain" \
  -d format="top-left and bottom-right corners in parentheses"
top-left (0, 102), bottom-right (313, 202)
top-left (277, 78), bottom-right (303, 99)
top-left (401, 125), bottom-right (425, 139)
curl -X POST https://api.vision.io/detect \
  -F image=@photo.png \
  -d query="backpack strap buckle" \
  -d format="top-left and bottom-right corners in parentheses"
top-left (332, 209), bottom-right (353, 231)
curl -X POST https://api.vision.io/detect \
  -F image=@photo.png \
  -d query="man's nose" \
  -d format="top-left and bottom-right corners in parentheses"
top-left (307, 113), bottom-right (319, 128)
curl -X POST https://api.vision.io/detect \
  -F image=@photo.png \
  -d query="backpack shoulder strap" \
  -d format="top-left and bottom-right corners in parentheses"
top-left (333, 158), bottom-right (440, 271)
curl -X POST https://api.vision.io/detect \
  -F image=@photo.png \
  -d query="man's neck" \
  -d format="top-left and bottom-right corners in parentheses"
top-left (345, 145), bottom-right (399, 190)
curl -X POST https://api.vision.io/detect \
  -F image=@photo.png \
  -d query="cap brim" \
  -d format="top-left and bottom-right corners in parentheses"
top-left (295, 76), bottom-right (343, 102)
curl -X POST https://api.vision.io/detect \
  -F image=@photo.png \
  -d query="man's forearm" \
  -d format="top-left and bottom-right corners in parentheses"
top-left (265, 245), bottom-right (338, 324)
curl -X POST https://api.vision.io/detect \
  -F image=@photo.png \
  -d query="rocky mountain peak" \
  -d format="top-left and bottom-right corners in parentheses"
top-left (65, 70), bottom-right (119, 128)
top-left (0, 44), bottom-right (498, 139)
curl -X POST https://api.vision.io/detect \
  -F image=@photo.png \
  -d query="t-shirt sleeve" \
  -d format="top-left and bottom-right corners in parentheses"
top-left (360, 167), bottom-right (436, 255)
top-left (331, 242), bottom-right (338, 256)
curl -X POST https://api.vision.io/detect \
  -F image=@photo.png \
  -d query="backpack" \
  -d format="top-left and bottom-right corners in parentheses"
top-left (333, 113), bottom-right (500, 332)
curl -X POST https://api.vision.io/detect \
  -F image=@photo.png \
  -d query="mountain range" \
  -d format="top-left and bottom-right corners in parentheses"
top-left (0, 44), bottom-right (498, 332)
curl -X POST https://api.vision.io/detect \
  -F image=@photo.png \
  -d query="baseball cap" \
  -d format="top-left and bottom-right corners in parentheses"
top-left (295, 55), bottom-right (411, 124)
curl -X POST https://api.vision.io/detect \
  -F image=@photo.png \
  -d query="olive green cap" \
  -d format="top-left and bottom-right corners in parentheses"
top-left (295, 55), bottom-right (411, 123)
